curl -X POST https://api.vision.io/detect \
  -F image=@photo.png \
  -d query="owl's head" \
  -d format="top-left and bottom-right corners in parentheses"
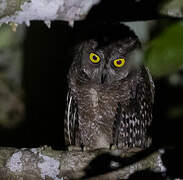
top-left (73, 23), bottom-right (141, 85)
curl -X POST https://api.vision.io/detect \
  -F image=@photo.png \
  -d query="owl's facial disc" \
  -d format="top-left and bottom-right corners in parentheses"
top-left (81, 39), bottom-right (136, 85)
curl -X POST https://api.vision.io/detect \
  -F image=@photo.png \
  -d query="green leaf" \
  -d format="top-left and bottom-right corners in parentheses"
top-left (145, 22), bottom-right (183, 77)
top-left (0, 25), bottom-right (18, 48)
top-left (159, 0), bottom-right (183, 18)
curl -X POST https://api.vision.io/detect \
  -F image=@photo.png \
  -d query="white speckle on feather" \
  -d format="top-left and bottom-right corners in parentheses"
top-left (96, 135), bottom-right (109, 148)
top-left (6, 151), bottom-right (23, 173)
top-left (90, 88), bottom-right (98, 108)
top-left (99, 115), bottom-right (102, 119)
top-left (38, 154), bottom-right (62, 180)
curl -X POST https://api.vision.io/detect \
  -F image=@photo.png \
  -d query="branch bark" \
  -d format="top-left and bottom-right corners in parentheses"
top-left (0, 146), bottom-right (165, 180)
top-left (0, 0), bottom-right (183, 28)
top-left (0, 0), bottom-right (100, 26)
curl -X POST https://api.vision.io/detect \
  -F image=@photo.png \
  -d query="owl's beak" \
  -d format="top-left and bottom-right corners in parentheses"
top-left (101, 71), bottom-right (107, 84)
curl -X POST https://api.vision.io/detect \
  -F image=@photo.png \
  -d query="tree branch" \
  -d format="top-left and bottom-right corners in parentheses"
top-left (0, 0), bottom-right (100, 26)
top-left (0, 146), bottom-right (165, 180)
top-left (0, 0), bottom-right (183, 28)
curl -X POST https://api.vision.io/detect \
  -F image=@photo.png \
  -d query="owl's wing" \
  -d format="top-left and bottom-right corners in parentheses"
top-left (135, 66), bottom-right (155, 146)
top-left (113, 66), bottom-right (155, 148)
top-left (64, 90), bottom-right (78, 146)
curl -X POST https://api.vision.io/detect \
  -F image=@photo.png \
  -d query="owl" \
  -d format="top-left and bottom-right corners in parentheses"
top-left (64, 23), bottom-right (154, 150)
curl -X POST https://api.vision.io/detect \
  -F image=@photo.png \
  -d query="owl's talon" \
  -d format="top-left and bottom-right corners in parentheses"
top-left (67, 145), bottom-right (82, 152)
top-left (83, 146), bottom-right (90, 151)
top-left (110, 144), bottom-right (117, 150)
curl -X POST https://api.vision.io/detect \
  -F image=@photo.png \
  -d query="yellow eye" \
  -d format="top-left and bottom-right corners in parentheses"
top-left (113, 58), bottom-right (125, 68)
top-left (89, 53), bottom-right (100, 63)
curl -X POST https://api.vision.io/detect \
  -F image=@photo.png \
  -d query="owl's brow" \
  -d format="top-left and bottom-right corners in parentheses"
top-left (88, 39), bottom-right (98, 49)
top-left (85, 40), bottom-right (104, 56)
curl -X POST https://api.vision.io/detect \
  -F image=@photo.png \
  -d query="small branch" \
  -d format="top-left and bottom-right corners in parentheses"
top-left (0, 146), bottom-right (165, 180)
top-left (0, 0), bottom-right (100, 26)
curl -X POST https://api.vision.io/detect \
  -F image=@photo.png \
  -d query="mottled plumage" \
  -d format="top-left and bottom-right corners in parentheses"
top-left (64, 24), bottom-right (154, 150)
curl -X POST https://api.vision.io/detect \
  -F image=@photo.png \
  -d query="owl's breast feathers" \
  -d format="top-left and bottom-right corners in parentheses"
top-left (65, 66), bottom-right (154, 149)
top-left (76, 85), bottom-right (120, 149)
top-left (71, 75), bottom-right (136, 149)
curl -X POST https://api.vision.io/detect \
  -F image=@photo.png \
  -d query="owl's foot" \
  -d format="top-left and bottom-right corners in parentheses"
top-left (83, 146), bottom-right (92, 151)
top-left (110, 144), bottom-right (118, 150)
top-left (67, 145), bottom-right (82, 152)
